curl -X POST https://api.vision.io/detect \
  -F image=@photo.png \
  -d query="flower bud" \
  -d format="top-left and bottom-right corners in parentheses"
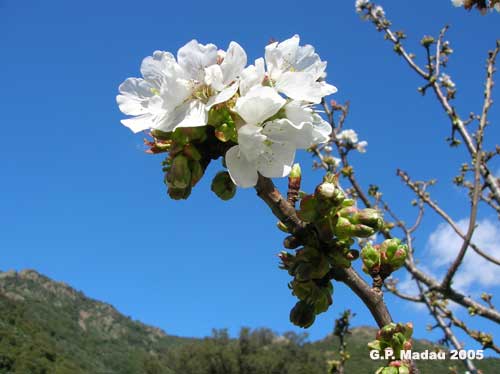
top-left (350, 223), bottom-right (376, 238)
top-left (380, 238), bottom-right (407, 271)
top-left (190, 160), bottom-right (204, 187)
top-left (294, 262), bottom-right (314, 282)
top-left (178, 126), bottom-right (207, 142)
top-left (166, 155), bottom-right (191, 189)
top-left (298, 195), bottom-right (319, 222)
top-left (183, 143), bottom-right (202, 161)
top-left (310, 254), bottom-right (330, 279)
top-left (317, 182), bottom-right (336, 198)
top-left (420, 35), bottom-right (435, 47)
top-left (291, 280), bottom-right (315, 301)
top-left (276, 221), bottom-right (290, 233)
top-left (338, 206), bottom-right (358, 218)
top-left (167, 186), bottom-right (192, 200)
top-left (334, 216), bottom-right (355, 238)
top-left (151, 129), bottom-right (172, 141)
top-left (214, 123), bottom-right (237, 142)
top-left (279, 251), bottom-right (297, 273)
top-left (352, 208), bottom-right (384, 231)
top-left (361, 244), bottom-right (381, 274)
top-left (289, 163), bottom-right (302, 179)
top-left (314, 288), bottom-right (332, 314)
top-left (211, 171), bottom-right (236, 201)
top-left (317, 182), bottom-right (345, 205)
top-left (378, 367), bottom-right (398, 374)
top-left (290, 301), bottom-right (316, 328)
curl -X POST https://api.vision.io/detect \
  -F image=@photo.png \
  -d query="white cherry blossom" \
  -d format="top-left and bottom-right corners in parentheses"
top-left (264, 35), bottom-right (337, 103)
top-left (117, 40), bottom-right (247, 133)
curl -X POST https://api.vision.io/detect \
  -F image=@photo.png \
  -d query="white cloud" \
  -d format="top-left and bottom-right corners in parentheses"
top-left (427, 218), bottom-right (500, 291)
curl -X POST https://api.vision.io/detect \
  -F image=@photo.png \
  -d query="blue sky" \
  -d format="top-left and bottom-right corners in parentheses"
top-left (1, 0), bottom-right (499, 351)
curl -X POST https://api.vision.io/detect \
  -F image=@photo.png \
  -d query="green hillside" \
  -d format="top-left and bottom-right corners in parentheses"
top-left (0, 269), bottom-right (498, 373)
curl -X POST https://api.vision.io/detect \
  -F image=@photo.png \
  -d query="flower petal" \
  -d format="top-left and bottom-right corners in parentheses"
top-left (239, 58), bottom-right (265, 96)
top-left (234, 86), bottom-right (285, 125)
top-left (117, 78), bottom-right (155, 116)
top-left (206, 82), bottom-right (238, 109)
top-left (237, 124), bottom-right (267, 162)
top-left (225, 145), bottom-right (259, 188)
top-left (220, 41), bottom-right (247, 84)
top-left (276, 72), bottom-right (337, 103)
top-left (256, 140), bottom-right (295, 178)
top-left (162, 100), bottom-right (207, 131)
top-left (121, 114), bottom-right (155, 133)
top-left (262, 119), bottom-right (314, 149)
top-left (285, 101), bottom-right (314, 127)
top-left (204, 64), bottom-right (225, 91)
top-left (311, 114), bottom-right (332, 144)
top-left (177, 40), bottom-right (218, 81)
top-left (265, 35), bottom-right (300, 79)
top-left (140, 51), bottom-right (177, 84)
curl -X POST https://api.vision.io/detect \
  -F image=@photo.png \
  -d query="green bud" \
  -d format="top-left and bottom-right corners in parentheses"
top-left (151, 129), bottom-right (172, 141)
top-left (313, 289), bottom-right (332, 314)
top-left (183, 143), bottom-right (202, 161)
top-left (328, 250), bottom-right (352, 269)
top-left (342, 198), bottom-right (355, 207)
top-left (317, 182), bottom-right (345, 205)
top-left (334, 216), bottom-right (355, 238)
top-left (211, 171), bottom-right (236, 201)
top-left (377, 367), bottom-right (396, 374)
top-left (166, 155), bottom-right (191, 189)
top-left (294, 262), bottom-right (314, 282)
top-left (298, 195), bottom-right (319, 222)
top-left (352, 208), bottom-right (384, 231)
top-left (290, 301), bottom-right (316, 328)
top-left (178, 126), bottom-right (207, 142)
top-left (167, 186), bottom-right (191, 200)
top-left (368, 340), bottom-right (382, 351)
top-left (190, 160), bottom-right (204, 186)
top-left (361, 244), bottom-right (381, 274)
top-left (350, 223), bottom-right (376, 238)
top-left (420, 35), bottom-right (435, 47)
top-left (215, 122), bottom-right (237, 142)
top-left (338, 206), bottom-right (358, 218)
top-left (291, 280), bottom-right (316, 301)
top-left (380, 239), bottom-right (408, 271)
top-left (290, 163), bottom-right (302, 179)
top-left (310, 254), bottom-right (330, 279)
top-left (171, 128), bottom-right (191, 146)
top-left (276, 221), bottom-right (290, 233)
top-left (398, 366), bottom-right (410, 374)
top-left (391, 332), bottom-right (406, 349)
top-left (315, 216), bottom-right (335, 241)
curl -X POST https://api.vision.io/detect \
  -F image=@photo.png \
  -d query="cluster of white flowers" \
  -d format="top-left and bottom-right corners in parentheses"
top-left (117, 35), bottom-right (337, 188)
top-left (337, 129), bottom-right (368, 153)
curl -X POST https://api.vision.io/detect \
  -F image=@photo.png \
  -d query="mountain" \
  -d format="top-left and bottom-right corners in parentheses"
top-left (0, 269), bottom-right (498, 374)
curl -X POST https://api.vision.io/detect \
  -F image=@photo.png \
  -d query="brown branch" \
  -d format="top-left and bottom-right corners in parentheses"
top-left (397, 169), bottom-right (500, 265)
top-left (329, 266), bottom-right (392, 327)
top-left (254, 174), bottom-right (393, 328)
top-left (366, 4), bottom-right (500, 206)
top-left (416, 283), bottom-right (478, 374)
top-left (437, 304), bottom-right (500, 354)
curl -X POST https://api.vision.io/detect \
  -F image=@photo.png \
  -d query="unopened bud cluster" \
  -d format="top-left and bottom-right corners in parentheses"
top-left (280, 174), bottom-right (386, 328)
top-left (368, 322), bottom-right (414, 374)
top-left (154, 126), bottom-right (232, 200)
top-left (361, 238), bottom-right (408, 279)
